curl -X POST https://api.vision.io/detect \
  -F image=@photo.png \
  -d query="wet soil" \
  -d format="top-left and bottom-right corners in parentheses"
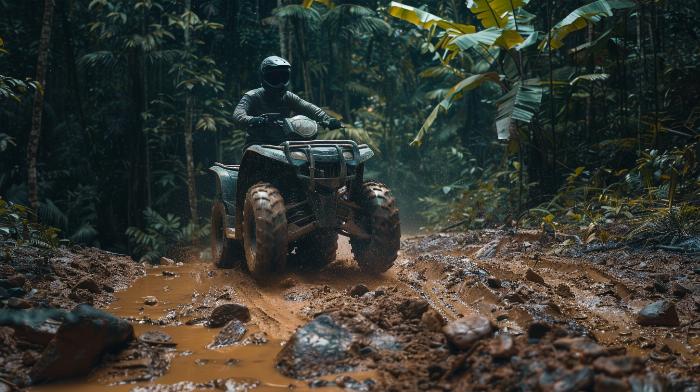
top-left (3, 231), bottom-right (699, 391)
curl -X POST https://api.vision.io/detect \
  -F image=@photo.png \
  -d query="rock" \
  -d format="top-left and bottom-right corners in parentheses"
top-left (73, 277), bottom-right (101, 294)
top-left (636, 300), bottom-right (680, 327)
top-left (277, 312), bottom-right (398, 378)
top-left (539, 366), bottom-right (594, 392)
top-left (277, 314), bottom-right (354, 377)
top-left (208, 303), bottom-right (251, 327)
top-left (527, 321), bottom-right (551, 340)
top-left (556, 283), bottom-right (574, 298)
top-left (0, 308), bottom-right (62, 345)
top-left (504, 292), bottom-right (526, 303)
top-left (594, 375), bottom-right (630, 392)
top-left (210, 320), bottom-right (247, 348)
top-left (442, 314), bottom-right (493, 350)
top-left (349, 284), bottom-right (369, 297)
top-left (69, 288), bottom-right (94, 305)
top-left (143, 296), bottom-right (158, 306)
top-left (475, 240), bottom-right (499, 259)
top-left (161, 271), bottom-right (176, 277)
top-left (399, 298), bottom-right (429, 319)
top-left (30, 304), bottom-right (133, 383)
top-left (420, 309), bottom-right (445, 332)
top-left (593, 356), bottom-right (644, 377)
top-left (671, 282), bottom-right (690, 298)
top-left (138, 330), bottom-right (176, 346)
top-left (241, 331), bottom-right (268, 345)
top-left (653, 281), bottom-right (668, 293)
top-left (7, 297), bottom-right (32, 309)
top-left (553, 337), bottom-right (608, 358)
top-left (7, 274), bottom-right (26, 287)
top-left (628, 373), bottom-right (668, 392)
top-left (7, 287), bottom-right (25, 298)
top-left (488, 334), bottom-right (517, 359)
top-left (486, 277), bottom-right (502, 289)
top-left (525, 268), bottom-right (545, 285)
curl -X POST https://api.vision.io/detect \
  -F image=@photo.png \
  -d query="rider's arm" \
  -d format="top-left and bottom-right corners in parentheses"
top-left (233, 94), bottom-right (257, 127)
top-left (286, 93), bottom-right (333, 124)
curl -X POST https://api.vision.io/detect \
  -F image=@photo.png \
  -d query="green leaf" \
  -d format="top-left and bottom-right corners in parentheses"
top-left (387, 2), bottom-right (476, 34)
top-left (412, 73), bottom-right (500, 146)
top-left (495, 79), bottom-right (543, 139)
top-left (542, 0), bottom-right (635, 50)
top-left (467, 0), bottom-right (528, 29)
top-left (570, 73), bottom-right (610, 85)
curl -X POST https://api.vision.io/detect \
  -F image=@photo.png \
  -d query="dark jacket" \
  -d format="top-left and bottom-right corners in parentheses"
top-left (233, 88), bottom-right (332, 146)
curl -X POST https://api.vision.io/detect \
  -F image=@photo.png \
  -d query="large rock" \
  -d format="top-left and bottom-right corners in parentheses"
top-left (29, 304), bottom-right (134, 383)
top-left (277, 314), bottom-right (357, 378)
top-left (442, 314), bottom-right (493, 350)
top-left (277, 312), bottom-right (398, 378)
top-left (636, 300), bottom-right (680, 327)
top-left (210, 320), bottom-right (247, 348)
top-left (0, 308), bottom-right (64, 346)
top-left (208, 303), bottom-right (251, 328)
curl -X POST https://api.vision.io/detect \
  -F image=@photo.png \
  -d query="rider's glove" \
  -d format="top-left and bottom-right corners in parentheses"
top-left (325, 118), bottom-right (342, 130)
top-left (248, 116), bottom-right (266, 128)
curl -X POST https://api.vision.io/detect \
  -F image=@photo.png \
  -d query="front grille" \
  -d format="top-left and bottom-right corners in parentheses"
top-left (314, 162), bottom-right (340, 178)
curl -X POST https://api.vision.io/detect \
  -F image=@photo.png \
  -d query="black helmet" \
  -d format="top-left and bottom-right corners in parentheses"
top-left (260, 56), bottom-right (291, 94)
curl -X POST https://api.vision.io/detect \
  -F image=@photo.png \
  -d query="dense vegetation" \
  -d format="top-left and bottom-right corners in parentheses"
top-left (1, 0), bottom-right (698, 260)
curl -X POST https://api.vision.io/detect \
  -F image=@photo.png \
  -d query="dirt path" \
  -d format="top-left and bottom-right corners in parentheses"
top-left (21, 232), bottom-right (700, 391)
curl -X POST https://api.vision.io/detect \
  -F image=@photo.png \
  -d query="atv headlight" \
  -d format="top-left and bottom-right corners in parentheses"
top-left (342, 151), bottom-right (354, 160)
top-left (290, 151), bottom-right (308, 161)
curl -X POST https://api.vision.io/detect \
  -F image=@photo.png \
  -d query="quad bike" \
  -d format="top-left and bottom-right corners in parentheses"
top-left (209, 114), bottom-right (400, 279)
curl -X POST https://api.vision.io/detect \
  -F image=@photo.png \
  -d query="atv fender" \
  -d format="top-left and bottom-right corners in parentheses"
top-left (209, 164), bottom-right (239, 216)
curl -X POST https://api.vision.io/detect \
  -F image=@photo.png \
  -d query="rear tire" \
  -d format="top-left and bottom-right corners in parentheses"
top-left (350, 181), bottom-right (400, 273)
top-left (242, 183), bottom-right (288, 279)
top-left (295, 230), bottom-right (338, 269)
top-left (211, 201), bottom-right (242, 268)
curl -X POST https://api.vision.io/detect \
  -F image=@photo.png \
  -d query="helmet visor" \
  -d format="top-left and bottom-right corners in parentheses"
top-left (263, 68), bottom-right (290, 88)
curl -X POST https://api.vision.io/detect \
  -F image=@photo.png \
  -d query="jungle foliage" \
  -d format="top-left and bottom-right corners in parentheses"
top-left (0, 0), bottom-right (698, 259)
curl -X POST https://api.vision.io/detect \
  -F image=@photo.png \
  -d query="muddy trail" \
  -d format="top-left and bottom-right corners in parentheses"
top-left (2, 231), bottom-right (699, 391)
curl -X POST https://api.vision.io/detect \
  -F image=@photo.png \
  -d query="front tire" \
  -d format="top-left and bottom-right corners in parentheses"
top-left (295, 230), bottom-right (338, 270)
top-left (350, 181), bottom-right (400, 273)
top-left (211, 201), bottom-right (241, 268)
top-left (242, 183), bottom-right (288, 279)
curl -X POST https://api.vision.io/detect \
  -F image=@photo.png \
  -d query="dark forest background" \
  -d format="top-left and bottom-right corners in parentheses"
top-left (1, 0), bottom-right (698, 260)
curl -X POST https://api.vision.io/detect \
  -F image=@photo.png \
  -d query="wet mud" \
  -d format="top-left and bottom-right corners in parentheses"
top-left (3, 232), bottom-right (699, 391)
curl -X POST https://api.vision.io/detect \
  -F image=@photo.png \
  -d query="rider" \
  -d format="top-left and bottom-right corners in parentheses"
top-left (233, 56), bottom-right (341, 147)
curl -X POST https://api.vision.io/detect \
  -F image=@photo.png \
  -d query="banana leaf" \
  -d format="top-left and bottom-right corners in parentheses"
top-left (412, 73), bottom-right (500, 147)
top-left (541, 0), bottom-right (634, 50)
top-left (495, 78), bottom-right (542, 140)
top-left (388, 2), bottom-right (475, 34)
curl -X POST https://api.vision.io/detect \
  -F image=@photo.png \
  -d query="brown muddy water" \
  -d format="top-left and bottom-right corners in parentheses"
top-left (29, 239), bottom-right (371, 392)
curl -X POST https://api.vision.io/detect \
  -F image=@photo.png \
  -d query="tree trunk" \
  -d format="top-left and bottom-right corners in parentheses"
top-left (27, 0), bottom-right (56, 215)
top-left (277, 0), bottom-right (288, 58)
top-left (126, 51), bottom-right (148, 230)
top-left (184, 0), bottom-right (198, 226)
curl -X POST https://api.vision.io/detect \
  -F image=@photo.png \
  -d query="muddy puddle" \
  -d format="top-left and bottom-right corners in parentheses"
top-left (28, 262), bottom-right (341, 391)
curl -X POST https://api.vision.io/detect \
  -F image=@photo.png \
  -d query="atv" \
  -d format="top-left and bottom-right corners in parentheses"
top-left (209, 114), bottom-right (400, 279)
